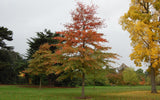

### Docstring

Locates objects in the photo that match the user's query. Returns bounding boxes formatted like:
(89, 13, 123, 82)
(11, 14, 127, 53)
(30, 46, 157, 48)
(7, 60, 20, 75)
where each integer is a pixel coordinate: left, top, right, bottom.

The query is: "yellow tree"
(120, 0, 160, 93)
(25, 43, 54, 88)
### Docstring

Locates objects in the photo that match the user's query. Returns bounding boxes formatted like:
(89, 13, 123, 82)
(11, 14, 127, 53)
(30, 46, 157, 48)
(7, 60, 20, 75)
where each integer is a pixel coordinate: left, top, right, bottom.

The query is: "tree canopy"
(53, 2, 118, 98)
(120, 0, 160, 93)
(27, 29, 60, 59)
(0, 26, 13, 50)
(122, 67, 139, 85)
(25, 43, 55, 88)
(0, 49, 26, 84)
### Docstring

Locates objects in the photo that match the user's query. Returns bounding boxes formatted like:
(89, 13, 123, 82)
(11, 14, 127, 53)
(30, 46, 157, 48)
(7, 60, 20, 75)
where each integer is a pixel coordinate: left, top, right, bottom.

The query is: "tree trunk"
(150, 67, 157, 93)
(94, 70, 95, 89)
(39, 77, 42, 89)
(48, 75, 52, 87)
(81, 72, 85, 98)
(29, 78, 32, 85)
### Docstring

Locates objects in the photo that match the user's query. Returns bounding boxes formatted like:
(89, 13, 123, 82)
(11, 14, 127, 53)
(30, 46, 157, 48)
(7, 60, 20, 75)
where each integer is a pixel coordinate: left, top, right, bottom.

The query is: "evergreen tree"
(0, 50, 26, 84)
(0, 26, 13, 50)
(27, 29, 60, 59)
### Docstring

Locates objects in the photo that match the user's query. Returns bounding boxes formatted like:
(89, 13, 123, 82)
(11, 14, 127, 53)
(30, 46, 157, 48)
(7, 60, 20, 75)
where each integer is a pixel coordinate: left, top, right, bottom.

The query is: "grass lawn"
(0, 85, 160, 100)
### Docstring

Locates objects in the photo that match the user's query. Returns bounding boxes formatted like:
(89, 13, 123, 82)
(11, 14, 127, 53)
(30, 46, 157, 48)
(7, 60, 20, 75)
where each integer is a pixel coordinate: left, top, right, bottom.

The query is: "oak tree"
(53, 2, 117, 98)
(120, 0, 160, 93)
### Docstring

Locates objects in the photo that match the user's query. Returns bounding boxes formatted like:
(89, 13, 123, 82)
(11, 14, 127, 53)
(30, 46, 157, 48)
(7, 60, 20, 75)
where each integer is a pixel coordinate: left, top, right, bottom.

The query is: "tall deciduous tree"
(53, 2, 117, 98)
(120, 0, 160, 93)
(25, 43, 54, 88)
(0, 26, 13, 50)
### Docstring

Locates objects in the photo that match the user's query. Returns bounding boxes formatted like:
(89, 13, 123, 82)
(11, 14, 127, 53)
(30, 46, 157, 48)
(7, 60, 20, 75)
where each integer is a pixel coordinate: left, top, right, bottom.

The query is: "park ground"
(1, 85, 160, 100)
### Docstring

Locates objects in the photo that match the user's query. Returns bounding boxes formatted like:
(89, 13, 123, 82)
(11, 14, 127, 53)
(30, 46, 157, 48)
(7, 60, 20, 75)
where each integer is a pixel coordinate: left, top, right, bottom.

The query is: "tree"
(120, 0, 160, 93)
(107, 72, 124, 85)
(53, 2, 117, 98)
(27, 29, 60, 59)
(26, 29, 65, 86)
(136, 68, 145, 85)
(0, 50, 26, 84)
(25, 43, 54, 88)
(0, 26, 13, 50)
(122, 68, 139, 85)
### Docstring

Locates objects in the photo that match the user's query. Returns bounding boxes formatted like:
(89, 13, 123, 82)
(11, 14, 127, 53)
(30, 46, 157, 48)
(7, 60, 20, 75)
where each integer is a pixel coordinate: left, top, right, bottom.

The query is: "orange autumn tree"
(53, 2, 117, 98)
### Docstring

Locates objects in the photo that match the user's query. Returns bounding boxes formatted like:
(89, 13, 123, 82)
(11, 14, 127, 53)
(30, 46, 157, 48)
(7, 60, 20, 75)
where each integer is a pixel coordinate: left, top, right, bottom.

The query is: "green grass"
(0, 85, 160, 100)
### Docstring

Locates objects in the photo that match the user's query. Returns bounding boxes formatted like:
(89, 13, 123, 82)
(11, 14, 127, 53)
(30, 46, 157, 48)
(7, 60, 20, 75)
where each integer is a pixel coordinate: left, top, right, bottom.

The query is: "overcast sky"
(0, 0, 148, 70)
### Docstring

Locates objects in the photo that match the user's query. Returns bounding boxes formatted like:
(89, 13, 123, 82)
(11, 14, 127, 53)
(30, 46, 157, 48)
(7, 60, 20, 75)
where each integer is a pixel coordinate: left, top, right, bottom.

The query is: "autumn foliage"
(25, 43, 54, 78)
(52, 2, 117, 97)
(25, 43, 55, 88)
(53, 2, 117, 73)
(120, 0, 160, 93)
(26, 43, 54, 75)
